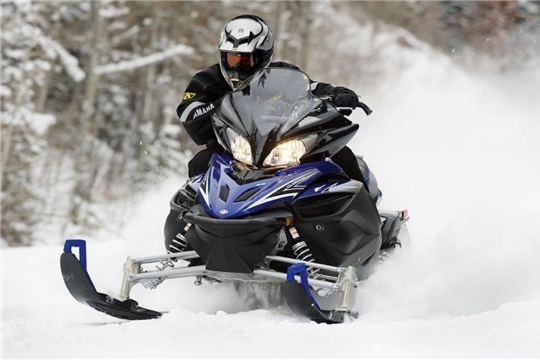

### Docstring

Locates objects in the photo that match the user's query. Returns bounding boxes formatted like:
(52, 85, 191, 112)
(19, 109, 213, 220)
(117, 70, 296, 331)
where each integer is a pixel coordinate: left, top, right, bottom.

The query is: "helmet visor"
(224, 52, 256, 71)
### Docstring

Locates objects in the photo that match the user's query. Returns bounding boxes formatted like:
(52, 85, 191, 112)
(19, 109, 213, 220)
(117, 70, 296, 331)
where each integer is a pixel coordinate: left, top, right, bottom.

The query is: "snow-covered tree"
(1, 1, 82, 245)
(2, 1, 538, 246)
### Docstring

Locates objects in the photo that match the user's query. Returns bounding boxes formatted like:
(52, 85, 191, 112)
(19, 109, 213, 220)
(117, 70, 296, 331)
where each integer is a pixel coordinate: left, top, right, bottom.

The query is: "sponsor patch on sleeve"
(183, 92, 196, 100)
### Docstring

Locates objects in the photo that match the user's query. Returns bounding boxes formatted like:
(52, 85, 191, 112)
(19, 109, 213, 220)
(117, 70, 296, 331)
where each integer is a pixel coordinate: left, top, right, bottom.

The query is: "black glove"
(331, 87, 359, 109)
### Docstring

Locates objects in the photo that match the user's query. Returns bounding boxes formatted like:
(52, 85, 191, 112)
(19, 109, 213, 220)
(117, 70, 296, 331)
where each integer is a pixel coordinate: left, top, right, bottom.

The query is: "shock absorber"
(142, 222, 192, 290)
(288, 226, 322, 280)
(167, 223, 192, 254)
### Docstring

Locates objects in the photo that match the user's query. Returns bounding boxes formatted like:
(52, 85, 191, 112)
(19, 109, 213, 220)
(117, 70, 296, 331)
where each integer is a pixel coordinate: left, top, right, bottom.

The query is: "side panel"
(292, 180, 381, 271)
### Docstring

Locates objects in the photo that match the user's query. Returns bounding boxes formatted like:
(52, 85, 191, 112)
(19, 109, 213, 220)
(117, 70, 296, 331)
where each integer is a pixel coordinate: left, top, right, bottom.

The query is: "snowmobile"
(60, 68, 409, 324)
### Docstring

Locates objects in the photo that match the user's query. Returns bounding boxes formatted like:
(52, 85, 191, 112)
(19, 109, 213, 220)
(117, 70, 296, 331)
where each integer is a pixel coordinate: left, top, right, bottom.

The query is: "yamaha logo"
(219, 209, 229, 215)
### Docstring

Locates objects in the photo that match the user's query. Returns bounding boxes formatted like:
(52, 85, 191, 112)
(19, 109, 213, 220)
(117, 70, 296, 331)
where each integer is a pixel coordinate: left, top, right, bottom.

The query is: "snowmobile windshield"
(218, 67, 323, 166)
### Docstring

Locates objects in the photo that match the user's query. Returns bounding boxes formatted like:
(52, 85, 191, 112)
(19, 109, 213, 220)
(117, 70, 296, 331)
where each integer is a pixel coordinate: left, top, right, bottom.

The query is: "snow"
(25, 22, 86, 82)
(95, 44, 194, 75)
(3, 32, 540, 360)
(25, 111, 56, 135)
(43, 38, 85, 83)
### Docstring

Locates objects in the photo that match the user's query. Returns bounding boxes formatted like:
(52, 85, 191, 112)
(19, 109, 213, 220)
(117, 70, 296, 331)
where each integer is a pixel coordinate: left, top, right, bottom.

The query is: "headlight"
(227, 128, 252, 165)
(263, 139, 306, 167)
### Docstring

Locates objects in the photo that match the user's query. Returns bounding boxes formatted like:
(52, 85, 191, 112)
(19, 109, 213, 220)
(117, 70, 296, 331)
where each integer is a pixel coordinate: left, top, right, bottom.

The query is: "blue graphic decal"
(197, 154, 345, 218)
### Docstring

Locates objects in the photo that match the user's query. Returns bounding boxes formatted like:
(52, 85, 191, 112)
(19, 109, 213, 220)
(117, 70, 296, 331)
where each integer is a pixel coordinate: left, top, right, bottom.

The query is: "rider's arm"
(176, 69, 225, 145)
(310, 82, 359, 110)
(310, 82, 355, 99)
(309, 82, 336, 97)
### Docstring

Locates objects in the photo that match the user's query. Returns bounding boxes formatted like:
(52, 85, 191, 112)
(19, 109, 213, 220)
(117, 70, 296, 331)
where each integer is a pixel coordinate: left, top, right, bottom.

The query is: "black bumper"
(183, 205, 290, 273)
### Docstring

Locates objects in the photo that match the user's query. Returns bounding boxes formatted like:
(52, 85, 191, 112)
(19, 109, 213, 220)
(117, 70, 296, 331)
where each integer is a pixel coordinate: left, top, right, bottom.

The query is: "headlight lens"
(227, 128, 252, 165)
(263, 139, 306, 167)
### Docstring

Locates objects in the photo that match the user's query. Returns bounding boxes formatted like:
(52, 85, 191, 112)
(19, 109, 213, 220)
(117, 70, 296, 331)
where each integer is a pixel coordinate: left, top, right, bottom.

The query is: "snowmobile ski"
(283, 263, 345, 324)
(283, 281, 344, 324)
(60, 239, 162, 320)
(60, 239, 367, 323)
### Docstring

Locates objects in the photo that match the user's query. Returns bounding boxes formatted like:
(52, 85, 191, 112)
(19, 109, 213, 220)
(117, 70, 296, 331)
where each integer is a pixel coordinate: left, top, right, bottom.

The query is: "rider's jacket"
(177, 62, 336, 146)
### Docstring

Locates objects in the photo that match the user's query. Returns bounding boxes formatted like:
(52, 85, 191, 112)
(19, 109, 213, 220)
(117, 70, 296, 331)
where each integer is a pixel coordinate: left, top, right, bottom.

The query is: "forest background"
(2, 0, 539, 247)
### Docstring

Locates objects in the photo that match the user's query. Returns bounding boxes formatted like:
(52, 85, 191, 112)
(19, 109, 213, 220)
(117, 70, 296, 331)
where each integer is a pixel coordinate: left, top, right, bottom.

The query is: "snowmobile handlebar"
(319, 95, 373, 116)
(357, 101, 373, 116)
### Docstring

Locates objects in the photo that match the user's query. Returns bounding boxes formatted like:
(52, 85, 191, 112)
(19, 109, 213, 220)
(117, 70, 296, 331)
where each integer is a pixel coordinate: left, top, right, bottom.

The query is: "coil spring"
(141, 257, 175, 289)
(291, 240, 322, 280)
(167, 223, 192, 254)
(156, 258, 175, 271)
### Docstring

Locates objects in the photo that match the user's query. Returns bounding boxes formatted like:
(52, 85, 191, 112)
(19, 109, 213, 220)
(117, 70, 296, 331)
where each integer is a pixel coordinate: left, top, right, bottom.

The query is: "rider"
(166, 14, 371, 253)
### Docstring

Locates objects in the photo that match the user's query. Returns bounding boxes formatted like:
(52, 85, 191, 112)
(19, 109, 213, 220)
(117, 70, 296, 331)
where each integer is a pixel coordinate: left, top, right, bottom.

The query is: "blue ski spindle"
(286, 263, 320, 310)
(63, 239, 96, 290)
(63, 239, 88, 270)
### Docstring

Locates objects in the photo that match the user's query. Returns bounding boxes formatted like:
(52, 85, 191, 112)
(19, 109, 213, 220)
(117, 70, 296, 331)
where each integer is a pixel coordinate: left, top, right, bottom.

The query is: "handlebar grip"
(319, 95, 373, 116)
(358, 101, 372, 116)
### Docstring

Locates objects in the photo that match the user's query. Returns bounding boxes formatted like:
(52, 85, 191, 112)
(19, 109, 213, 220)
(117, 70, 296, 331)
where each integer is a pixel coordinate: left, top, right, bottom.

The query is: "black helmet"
(218, 14, 273, 90)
